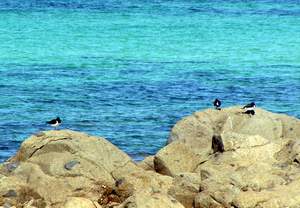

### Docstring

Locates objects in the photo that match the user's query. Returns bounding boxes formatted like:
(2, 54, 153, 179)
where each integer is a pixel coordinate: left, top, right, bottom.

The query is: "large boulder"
(0, 130, 190, 208)
(161, 106, 300, 208)
(169, 107, 300, 146)
(156, 107, 300, 178)
(111, 162, 174, 196)
(0, 130, 139, 207)
(154, 142, 204, 176)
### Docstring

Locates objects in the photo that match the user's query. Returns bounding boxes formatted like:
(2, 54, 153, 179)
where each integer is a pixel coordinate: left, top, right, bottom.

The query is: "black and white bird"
(46, 117, 62, 128)
(244, 109, 255, 115)
(242, 102, 256, 111)
(213, 99, 222, 110)
(242, 102, 256, 116)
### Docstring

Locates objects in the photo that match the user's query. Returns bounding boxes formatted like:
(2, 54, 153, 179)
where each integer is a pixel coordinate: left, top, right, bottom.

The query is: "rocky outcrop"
(0, 130, 185, 208)
(0, 130, 148, 207)
(1, 106, 300, 208)
(155, 106, 300, 207)
(168, 107, 300, 144)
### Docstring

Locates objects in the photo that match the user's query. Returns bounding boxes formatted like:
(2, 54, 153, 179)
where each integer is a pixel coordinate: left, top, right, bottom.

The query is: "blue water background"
(0, 0, 300, 162)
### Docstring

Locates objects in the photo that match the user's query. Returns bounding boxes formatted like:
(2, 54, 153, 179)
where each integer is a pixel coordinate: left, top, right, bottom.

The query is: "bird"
(46, 117, 62, 129)
(213, 99, 222, 110)
(243, 109, 255, 116)
(242, 102, 256, 116)
(242, 102, 256, 111)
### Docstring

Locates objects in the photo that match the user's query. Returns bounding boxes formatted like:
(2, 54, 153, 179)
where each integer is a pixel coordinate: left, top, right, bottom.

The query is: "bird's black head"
(251, 102, 256, 106)
(56, 117, 61, 122)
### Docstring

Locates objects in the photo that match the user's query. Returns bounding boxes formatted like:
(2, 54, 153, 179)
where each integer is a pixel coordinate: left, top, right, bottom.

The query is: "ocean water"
(0, 0, 300, 162)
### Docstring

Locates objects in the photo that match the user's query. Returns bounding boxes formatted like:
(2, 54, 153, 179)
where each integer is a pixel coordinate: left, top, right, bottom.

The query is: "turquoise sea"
(0, 0, 300, 162)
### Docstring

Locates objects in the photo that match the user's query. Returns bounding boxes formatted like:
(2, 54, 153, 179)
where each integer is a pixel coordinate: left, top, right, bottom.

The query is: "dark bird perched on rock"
(213, 99, 222, 110)
(46, 117, 62, 128)
(242, 102, 256, 116)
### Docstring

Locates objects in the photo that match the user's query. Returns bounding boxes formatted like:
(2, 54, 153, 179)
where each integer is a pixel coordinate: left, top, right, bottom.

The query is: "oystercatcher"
(242, 102, 256, 116)
(242, 102, 256, 111)
(46, 117, 62, 128)
(213, 99, 222, 110)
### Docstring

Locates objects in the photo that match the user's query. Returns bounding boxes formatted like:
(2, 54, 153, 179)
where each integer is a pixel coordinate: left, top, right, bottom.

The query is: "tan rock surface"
(63, 197, 101, 208)
(116, 192, 185, 208)
(154, 141, 204, 176)
(168, 172, 201, 208)
(161, 107, 300, 207)
(169, 107, 300, 146)
(0, 130, 136, 207)
(136, 156, 155, 171)
(112, 163, 173, 195)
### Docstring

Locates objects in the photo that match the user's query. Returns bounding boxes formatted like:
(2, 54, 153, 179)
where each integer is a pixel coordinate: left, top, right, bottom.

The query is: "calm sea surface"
(0, 0, 300, 162)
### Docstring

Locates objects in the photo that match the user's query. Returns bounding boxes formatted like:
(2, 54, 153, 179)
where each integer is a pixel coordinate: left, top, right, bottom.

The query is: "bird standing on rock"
(213, 99, 222, 110)
(46, 117, 62, 129)
(242, 102, 256, 116)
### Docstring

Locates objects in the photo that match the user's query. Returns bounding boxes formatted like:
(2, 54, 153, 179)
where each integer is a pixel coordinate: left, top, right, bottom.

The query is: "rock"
(4, 162, 19, 173)
(289, 140, 300, 164)
(0, 130, 136, 207)
(136, 156, 155, 171)
(168, 112, 214, 157)
(221, 108, 283, 140)
(2, 190, 17, 198)
(275, 139, 297, 163)
(154, 142, 204, 176)
(169, 107, 300, 148)
(64, 160, 80, 170)
(0, 175, 26, 205)
(233, 179, 300, 208)
(192, 133, 291, 207)
(22, 199, 38, 208)
(168, 173, 201, 208)
(163, 107, 300, 207)
(0, 162, 19, 178)
(112, 163, 173, 195)
(116, 192, 185, 208)
(14, 130, 132, 171)
(1, 202, 13, 208)
(276, 114, 300, 139)
(97, 183, 124, 207)
(220, 132, 270, 152)
(63, 197, 101, 208)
